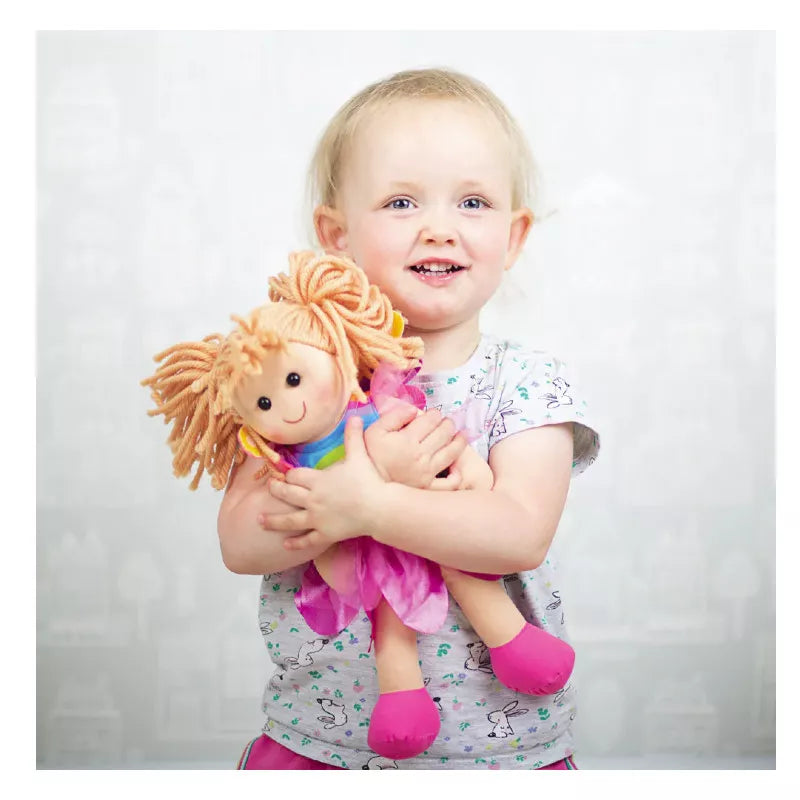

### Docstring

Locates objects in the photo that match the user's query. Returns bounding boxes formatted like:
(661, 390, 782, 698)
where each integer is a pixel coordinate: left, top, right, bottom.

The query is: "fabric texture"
(254, 335, 600, 770)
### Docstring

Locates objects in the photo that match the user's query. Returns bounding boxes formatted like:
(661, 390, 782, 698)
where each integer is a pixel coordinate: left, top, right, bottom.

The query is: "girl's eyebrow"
(384, 179, 492, 193)
(385, 180, 422, 192)
(458, 180, 492, 192)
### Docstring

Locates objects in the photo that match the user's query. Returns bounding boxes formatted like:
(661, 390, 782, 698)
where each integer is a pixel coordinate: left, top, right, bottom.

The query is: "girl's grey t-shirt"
(256, 334, 600, 770)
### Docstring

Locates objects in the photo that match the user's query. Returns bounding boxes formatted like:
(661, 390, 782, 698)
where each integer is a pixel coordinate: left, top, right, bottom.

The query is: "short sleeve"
(486, 349, 600, 476)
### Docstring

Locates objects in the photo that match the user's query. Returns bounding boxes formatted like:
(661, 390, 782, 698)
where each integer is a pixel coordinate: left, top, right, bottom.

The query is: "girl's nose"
(422, 228, 456, 246)
(419, 211, 457, 246)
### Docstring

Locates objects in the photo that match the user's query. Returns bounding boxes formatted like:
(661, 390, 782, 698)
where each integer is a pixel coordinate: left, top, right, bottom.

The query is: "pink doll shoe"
(488, 623, 575, 696)
(367, 687, 441, 760)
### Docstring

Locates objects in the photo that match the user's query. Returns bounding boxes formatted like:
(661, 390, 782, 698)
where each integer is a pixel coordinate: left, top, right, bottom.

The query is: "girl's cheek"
(370, 235, 408, 267)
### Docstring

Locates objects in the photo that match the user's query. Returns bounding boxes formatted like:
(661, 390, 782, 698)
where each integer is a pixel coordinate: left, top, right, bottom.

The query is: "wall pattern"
(36, 31, 775, 768)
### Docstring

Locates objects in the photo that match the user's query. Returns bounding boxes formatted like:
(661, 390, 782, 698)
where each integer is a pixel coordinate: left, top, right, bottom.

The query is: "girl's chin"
(402, 311, 480, 335)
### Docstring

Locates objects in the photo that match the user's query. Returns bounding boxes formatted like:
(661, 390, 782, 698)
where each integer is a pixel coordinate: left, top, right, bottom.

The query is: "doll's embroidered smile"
(283, 402, 307, 424)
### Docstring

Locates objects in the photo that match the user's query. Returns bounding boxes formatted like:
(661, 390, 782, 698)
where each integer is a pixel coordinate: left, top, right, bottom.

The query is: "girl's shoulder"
(475, 334, 600, 476)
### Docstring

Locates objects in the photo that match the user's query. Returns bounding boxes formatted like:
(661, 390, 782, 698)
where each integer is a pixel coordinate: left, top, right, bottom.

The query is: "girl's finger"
(428, 470, 461, 491)
(404, 407, 445, 442)
(417, 417, 460, 453)
(284, 467, 318, 489)
(429, 434, 469, 475)
(343, 415, 367, 457)
(372, 402, 419, 433)
(268, 479, 310, 508)
(259, 510, 310, 531)
(283, 530, 323, 550)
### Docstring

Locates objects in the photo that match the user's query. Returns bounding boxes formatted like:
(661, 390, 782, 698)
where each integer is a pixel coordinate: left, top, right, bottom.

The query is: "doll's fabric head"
(230, 336, 353, 454)
(142, 250, 423, 490)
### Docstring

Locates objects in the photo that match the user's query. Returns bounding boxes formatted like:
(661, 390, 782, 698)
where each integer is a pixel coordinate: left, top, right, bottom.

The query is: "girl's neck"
(406, 320, 481, 374)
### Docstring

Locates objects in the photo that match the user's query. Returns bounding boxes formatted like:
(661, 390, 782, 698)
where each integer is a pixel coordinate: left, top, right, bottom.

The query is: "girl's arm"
(265, 419, 574, 575)
(370, 423, 573, 573)
(217, 453, 329, 575)
(219, 406, 466, 573)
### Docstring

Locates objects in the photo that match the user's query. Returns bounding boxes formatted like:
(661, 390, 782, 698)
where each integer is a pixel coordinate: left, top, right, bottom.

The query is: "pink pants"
(237, 735, 577, 770)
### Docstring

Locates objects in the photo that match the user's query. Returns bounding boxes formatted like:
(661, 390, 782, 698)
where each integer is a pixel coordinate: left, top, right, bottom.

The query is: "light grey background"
(36, 31, 775, 769)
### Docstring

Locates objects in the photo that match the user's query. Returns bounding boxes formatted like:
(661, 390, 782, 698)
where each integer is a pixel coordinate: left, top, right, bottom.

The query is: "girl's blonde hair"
(142, 251, 423, 490)
(307, 67, 537, 236)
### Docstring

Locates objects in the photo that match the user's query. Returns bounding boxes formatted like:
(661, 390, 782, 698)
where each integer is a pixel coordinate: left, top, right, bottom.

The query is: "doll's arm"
(218, 452, 331, 574)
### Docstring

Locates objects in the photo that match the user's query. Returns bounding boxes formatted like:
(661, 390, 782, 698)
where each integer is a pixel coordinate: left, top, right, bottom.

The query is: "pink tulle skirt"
(295, 537, 450, 636)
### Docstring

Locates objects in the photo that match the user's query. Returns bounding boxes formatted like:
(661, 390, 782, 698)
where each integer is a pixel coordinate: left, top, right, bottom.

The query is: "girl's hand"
(450, 444, 495, 491)
(261, 416, 387, 551)
(364, 404, 465, 490)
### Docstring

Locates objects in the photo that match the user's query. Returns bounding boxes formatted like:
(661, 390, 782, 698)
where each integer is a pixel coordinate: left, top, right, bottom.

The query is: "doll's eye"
(286, 372, 301, 387)
(257, 396, 272, 411)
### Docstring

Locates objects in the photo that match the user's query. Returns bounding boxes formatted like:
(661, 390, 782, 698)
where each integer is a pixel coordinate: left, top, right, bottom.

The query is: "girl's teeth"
(414, 263, 460, 272)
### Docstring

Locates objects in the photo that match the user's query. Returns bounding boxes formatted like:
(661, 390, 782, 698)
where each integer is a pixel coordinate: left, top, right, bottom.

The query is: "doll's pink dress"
(273, 363, 466, 637)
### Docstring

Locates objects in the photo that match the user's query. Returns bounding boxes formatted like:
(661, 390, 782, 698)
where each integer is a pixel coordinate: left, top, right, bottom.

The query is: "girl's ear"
(314, 205, 349, 255)
(504, 207, 535, 271)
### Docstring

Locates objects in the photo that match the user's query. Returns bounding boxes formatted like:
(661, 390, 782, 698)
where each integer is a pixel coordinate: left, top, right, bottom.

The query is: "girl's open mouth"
(409, 262, 467, 283)
(409, 263, 466, 276)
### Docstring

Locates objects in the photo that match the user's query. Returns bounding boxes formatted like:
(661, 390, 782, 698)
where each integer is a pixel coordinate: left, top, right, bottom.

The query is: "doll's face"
(233, 342, 352, 445)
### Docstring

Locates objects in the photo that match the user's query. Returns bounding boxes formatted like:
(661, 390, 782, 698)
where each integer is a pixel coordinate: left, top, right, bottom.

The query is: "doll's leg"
(441, 568, 574, 695)
(298, 545, 361, 640)
(313, 544, 357, 594)
(314, 555, 440, 759)
(367, 599, 440, 760)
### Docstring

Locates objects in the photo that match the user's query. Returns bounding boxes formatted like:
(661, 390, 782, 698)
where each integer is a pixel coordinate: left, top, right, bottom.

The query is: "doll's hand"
(364, 404, 466, 490)
(261, 416, 387, 550)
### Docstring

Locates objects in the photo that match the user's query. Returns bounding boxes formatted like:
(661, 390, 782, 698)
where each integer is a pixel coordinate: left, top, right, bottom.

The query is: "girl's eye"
(387, 197, 413, 210)
(461, 197, 487, 210)
(257, 396, 272, 411)
(286, 372, 301, 387)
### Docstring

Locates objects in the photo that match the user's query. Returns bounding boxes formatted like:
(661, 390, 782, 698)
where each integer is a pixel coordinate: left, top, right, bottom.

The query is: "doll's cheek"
(237, 414, 278, 442)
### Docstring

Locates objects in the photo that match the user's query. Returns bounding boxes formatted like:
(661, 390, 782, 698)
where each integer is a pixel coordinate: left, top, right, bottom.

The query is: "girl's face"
(315, 98, 533, 337)
(233, 343, 351, 444)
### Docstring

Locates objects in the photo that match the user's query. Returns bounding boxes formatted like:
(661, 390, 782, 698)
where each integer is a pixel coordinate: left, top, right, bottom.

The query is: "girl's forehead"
(356, 97, 506, 145)
(344, 98, 513, 183)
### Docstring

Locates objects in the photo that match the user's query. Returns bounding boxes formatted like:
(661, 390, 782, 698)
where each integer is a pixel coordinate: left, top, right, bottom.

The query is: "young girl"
(220, 67, 599, 770)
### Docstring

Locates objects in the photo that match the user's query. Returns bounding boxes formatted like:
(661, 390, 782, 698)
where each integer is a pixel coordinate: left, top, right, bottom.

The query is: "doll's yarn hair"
(142, 250, 424, 490)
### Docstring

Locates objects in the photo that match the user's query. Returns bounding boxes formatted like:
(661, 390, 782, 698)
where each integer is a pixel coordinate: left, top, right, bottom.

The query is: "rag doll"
(141, 250, 574, 760)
